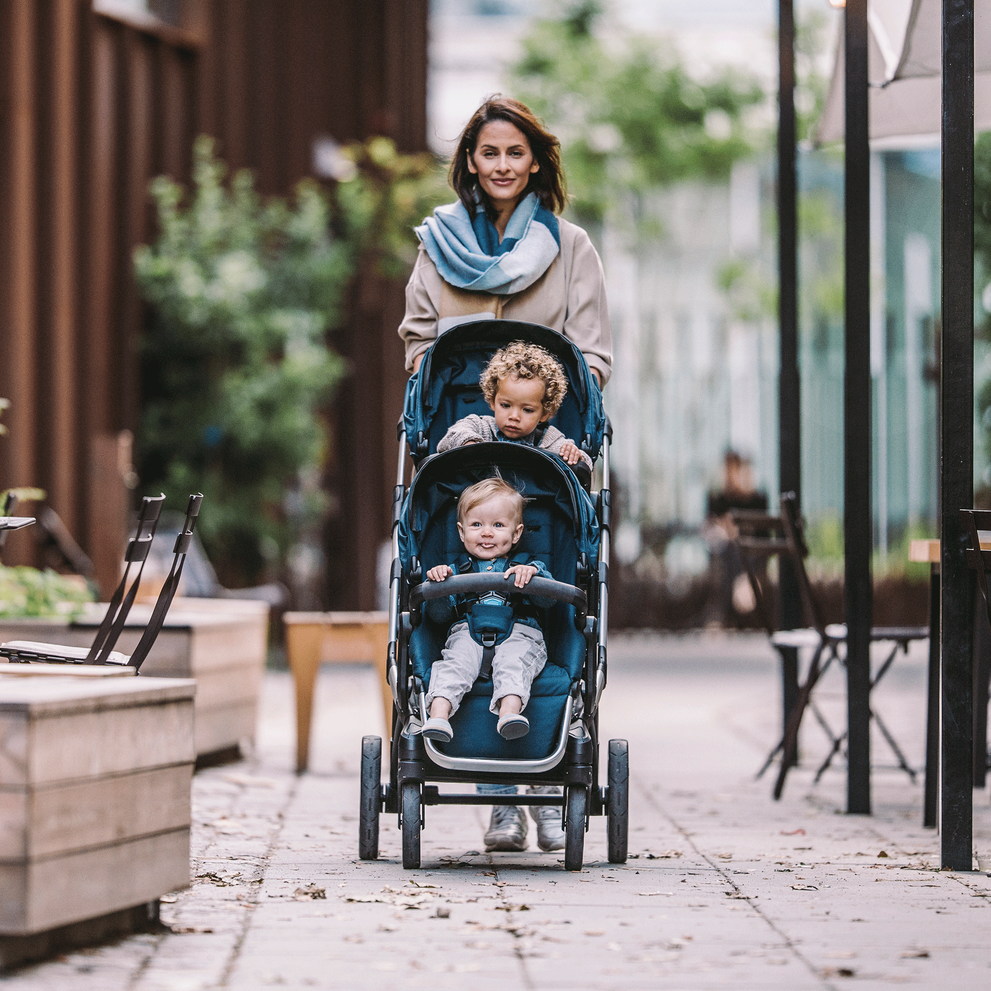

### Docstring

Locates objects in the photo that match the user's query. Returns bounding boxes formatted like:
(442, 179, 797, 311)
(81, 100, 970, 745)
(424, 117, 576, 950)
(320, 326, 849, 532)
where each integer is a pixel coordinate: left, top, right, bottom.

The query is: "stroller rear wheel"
(607, 739, 629, 863)
(401, 780, 422, 869)
(359, 736, 381, 860)
(563, 785, 587, 871)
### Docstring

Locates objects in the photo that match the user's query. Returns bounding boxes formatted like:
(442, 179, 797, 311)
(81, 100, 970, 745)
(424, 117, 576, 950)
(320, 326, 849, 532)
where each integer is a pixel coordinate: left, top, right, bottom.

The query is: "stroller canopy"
(402, 321, 606, 464)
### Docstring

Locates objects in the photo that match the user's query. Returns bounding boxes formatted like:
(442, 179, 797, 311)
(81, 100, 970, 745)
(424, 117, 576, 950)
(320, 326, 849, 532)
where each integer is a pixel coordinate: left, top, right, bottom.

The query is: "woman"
(398, 96, 613, 856)
(399, 95, 612, 386)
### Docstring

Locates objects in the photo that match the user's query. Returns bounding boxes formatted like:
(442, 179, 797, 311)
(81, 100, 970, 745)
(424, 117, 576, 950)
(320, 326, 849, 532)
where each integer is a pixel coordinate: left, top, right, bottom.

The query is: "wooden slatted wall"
(0, 0, 428, 606)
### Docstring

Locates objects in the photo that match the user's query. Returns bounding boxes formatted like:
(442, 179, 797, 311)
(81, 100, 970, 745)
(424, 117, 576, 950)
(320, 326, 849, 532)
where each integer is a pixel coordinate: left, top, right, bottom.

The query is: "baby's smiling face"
(457, 493, 524, 560)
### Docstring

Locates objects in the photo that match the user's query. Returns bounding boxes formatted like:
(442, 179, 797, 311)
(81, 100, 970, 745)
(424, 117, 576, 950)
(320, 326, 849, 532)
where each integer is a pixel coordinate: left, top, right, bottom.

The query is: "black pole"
(940, 0, 975, 872)
(778, 0, 802, 739)
(844, 0, 872, 815)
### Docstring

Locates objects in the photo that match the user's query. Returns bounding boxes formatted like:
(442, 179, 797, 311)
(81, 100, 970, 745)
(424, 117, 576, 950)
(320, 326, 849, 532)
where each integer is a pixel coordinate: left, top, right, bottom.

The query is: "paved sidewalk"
(4, 632, 991, 990)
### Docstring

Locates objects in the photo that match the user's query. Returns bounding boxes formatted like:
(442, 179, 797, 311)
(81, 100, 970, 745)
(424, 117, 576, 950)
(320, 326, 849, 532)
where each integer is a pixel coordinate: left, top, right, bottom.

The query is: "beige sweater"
(398, 215, 613, 385)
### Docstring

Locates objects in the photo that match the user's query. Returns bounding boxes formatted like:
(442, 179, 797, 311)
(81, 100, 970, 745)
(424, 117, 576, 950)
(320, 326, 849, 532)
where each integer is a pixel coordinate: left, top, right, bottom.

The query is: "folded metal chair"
(0, 493, 202, 671)
(734, 492, 927, 798)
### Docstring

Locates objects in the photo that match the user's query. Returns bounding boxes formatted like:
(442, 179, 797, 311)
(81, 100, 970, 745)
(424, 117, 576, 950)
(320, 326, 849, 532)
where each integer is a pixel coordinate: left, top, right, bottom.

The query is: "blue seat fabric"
(407, 453, 590, 761)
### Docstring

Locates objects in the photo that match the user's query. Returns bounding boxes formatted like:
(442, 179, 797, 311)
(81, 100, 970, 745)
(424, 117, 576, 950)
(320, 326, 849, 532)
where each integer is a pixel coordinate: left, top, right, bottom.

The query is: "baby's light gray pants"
(425, 621, 547, 716)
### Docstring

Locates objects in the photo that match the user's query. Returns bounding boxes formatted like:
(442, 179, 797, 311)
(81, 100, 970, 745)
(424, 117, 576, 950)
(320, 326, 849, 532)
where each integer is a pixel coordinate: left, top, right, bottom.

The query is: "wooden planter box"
(0, 675, 195, 943)
(0, 598, 268, 758)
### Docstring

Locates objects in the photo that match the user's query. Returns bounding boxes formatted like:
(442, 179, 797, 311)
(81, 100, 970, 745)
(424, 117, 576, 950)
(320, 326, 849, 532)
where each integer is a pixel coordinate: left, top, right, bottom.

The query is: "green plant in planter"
(0, 566, 93, 620)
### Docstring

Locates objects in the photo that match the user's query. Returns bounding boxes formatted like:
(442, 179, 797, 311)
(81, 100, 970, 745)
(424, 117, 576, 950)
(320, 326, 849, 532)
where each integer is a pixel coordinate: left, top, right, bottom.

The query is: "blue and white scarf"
(415, 192, 560, 295)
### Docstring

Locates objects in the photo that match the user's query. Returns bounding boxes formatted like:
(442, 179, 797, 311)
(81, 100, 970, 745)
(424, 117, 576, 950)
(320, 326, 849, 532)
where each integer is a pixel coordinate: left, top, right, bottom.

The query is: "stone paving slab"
(2, 632, 989, 989)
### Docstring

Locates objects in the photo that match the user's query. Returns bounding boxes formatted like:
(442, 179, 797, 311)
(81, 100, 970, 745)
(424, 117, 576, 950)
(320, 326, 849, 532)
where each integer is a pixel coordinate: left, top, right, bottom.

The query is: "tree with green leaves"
(134, 136, 445, 586)
(509, 0, 766, 229)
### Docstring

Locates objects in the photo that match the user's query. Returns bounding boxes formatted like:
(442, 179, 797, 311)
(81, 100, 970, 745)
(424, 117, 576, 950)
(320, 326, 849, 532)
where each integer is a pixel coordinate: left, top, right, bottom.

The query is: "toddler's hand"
(426, 565, 453, 582)
(558, 440, 582, 465)
(505, 564, 538, 588)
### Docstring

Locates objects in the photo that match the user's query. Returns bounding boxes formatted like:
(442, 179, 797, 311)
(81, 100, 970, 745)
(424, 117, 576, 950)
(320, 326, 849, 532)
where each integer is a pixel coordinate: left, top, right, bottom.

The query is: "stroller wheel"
(401, 780, 422, 869)
(563, 785, 587, 871)
(607, 739, 629, 864)
(359, 736, 381, 860)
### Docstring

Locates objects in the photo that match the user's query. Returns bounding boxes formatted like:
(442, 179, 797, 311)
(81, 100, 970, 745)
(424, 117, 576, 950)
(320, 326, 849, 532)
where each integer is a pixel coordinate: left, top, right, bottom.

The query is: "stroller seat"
(403, 444, 594, 762)
(437, 662, 575, 760)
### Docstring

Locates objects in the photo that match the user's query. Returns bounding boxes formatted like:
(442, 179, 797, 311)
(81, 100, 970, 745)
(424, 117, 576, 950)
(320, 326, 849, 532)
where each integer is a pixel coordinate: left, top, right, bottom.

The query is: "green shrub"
(0, 566, 94, 620)
(134, 136, 446, 587)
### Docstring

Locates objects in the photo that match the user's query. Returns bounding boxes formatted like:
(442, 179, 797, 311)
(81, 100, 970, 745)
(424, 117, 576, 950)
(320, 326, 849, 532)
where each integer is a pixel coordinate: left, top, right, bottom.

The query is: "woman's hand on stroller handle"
(410, 572, 587, 611)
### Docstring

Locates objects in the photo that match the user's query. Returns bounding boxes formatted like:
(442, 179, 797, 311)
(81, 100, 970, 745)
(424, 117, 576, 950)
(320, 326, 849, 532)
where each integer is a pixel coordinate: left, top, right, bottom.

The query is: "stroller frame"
(359, 322, 628, 871)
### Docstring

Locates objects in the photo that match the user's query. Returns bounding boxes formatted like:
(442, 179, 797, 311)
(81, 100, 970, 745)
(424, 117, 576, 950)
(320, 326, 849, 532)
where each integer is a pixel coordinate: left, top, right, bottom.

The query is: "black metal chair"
(734, 492, 927, 798)
(961, 509, 991, 783)
(0, 493, 202, 671)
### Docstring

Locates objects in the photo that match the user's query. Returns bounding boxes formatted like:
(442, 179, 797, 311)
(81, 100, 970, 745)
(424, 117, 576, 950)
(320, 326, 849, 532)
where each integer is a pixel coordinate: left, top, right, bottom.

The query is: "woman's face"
(467, 120, 539, 215)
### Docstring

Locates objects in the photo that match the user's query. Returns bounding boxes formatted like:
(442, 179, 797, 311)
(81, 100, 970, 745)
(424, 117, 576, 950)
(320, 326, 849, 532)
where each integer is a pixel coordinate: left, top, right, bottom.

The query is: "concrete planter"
(0, 675, 195, 950)
(0, 598, 268, 758)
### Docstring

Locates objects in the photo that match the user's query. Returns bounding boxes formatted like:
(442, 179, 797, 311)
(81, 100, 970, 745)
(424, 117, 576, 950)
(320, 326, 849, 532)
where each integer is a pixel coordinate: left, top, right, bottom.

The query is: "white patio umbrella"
(817, 0, 991, 143)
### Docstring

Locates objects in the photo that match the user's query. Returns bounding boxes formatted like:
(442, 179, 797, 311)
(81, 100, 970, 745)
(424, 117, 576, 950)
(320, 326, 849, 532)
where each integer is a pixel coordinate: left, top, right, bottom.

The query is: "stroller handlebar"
(410, 573, 587, 612)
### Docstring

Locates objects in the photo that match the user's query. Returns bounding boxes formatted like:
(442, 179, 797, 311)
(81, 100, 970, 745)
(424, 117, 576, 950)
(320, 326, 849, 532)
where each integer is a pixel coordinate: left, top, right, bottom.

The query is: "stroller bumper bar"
(410, 574, 587, 612)
(421, 695, 575, 774)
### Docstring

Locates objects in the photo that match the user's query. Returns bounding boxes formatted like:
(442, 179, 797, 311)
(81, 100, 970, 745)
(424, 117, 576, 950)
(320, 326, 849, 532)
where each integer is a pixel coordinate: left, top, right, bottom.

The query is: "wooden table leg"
(285, 623, 322, 773)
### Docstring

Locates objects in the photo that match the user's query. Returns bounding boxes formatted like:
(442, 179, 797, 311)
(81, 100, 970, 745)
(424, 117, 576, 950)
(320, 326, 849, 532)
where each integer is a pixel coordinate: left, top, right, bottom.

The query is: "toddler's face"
(457, 494, 524, 560)
(489, 375, 547, 439)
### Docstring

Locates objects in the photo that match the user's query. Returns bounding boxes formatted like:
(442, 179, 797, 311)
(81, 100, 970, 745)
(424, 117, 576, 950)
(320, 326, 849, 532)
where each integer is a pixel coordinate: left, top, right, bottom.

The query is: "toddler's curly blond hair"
(479, 341, 568, 418)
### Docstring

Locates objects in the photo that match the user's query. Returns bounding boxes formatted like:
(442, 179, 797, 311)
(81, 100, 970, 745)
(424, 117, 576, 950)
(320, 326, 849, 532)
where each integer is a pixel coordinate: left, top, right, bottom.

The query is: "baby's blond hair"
(457, 478, 524, 528)
(480, 341, 568, 418)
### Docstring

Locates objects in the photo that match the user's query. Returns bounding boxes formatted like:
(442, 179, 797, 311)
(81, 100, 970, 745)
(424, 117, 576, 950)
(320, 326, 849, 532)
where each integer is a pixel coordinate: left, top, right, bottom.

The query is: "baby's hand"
(558, 440, 582, 465)
(504, 564, 538, 588)
(426, 565, 453, 582)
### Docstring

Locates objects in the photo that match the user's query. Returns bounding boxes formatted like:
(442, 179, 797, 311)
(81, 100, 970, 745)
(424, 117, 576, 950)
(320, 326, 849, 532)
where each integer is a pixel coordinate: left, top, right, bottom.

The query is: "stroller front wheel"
(401, 780, 422, 869)
(359, 736, 381, 860)
(606, 739, 629, 863)
(563, 785, 587, 871)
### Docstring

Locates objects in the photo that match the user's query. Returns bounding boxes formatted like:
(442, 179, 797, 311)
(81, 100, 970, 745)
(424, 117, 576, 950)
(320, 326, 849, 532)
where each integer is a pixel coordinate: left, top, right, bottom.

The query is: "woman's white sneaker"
(484, 805, 528, 851)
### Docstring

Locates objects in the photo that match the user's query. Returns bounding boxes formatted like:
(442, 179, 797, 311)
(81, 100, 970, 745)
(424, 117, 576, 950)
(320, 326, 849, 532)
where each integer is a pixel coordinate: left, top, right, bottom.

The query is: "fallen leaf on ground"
(780, 828, 806, 836)
(638, 891, 674, 897)
(346, 886, 435, 909)
(209, 818, 248, 834)
(877, 850, 890, 858)
(901, 949, 930, 958)
(791, 884, 818, 891)
(293, 885, 326, 900)
(195, 871, 241, 887)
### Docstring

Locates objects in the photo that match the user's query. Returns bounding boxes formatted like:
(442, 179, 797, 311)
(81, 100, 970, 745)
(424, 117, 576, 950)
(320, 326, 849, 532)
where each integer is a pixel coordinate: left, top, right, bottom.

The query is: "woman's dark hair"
(449, 96, 567, 217)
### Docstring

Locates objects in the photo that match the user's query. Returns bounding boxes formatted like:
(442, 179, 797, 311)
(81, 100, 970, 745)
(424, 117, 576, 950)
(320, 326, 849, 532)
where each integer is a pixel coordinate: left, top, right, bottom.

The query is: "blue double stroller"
(359, 321, 628, 871)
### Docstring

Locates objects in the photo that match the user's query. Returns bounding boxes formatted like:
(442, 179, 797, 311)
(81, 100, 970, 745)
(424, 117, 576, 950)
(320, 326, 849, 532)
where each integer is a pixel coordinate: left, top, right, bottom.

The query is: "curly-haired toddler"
(437, 341, 593, 472)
